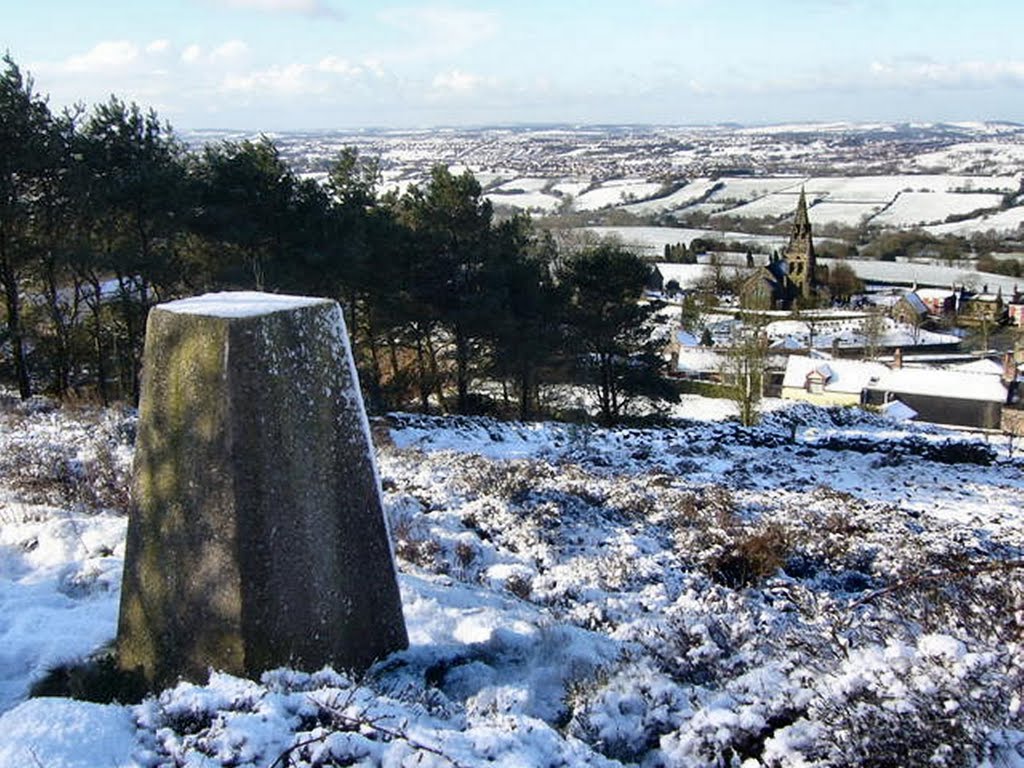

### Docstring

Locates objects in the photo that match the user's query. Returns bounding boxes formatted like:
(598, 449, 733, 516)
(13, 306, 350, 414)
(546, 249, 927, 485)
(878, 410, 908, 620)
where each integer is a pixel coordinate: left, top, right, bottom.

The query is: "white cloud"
(869, 59, 1024, 88)
(317, 55, 361, 77)
(222, 63, 326, 95)
(145, 39, 172, 55)
(182, 44, 203, 64)
(432, 69, 484, 93)
(378, 7, 498, 59)
(211, 40, 249, 61)
(208, 0, 340, 17)
(63, 41, 139, 73)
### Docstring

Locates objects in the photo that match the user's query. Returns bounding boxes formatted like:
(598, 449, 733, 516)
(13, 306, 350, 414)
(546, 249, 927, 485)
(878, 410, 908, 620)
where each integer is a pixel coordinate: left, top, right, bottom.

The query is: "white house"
(781, 355, 890, 407)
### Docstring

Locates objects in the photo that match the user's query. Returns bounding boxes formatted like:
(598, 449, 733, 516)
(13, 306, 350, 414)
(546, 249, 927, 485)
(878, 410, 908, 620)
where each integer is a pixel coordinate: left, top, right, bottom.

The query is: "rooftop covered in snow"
(782, 355, 890, 394)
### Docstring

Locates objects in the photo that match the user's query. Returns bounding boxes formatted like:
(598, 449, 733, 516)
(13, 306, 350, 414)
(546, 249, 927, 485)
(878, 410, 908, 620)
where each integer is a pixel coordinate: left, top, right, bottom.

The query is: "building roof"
(900, 291, 928, 315)
(675, 329, 701, 348)
(653, 262, 710, 291)
(867, 367, 1008, 402)
(676, 347, 725, 375)
(915, 288, 954, 301)
(948, 358, 1005, 376)
(782, 355, 889, 394)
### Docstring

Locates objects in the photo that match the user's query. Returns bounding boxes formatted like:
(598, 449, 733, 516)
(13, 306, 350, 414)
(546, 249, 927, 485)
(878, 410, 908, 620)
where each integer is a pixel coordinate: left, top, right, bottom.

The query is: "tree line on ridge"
(0, 55, 673, 424)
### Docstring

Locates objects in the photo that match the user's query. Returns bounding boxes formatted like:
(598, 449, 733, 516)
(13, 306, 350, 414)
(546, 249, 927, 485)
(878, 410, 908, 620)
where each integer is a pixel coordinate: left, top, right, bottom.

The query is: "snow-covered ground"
(926, 205, 1024, 237)
(0, 393, 1022, 767)
(587, 226, 789, 256)
(574, 180, 665, 212)
(622, 179, 722, 216)
(871, 192, 1006, 228)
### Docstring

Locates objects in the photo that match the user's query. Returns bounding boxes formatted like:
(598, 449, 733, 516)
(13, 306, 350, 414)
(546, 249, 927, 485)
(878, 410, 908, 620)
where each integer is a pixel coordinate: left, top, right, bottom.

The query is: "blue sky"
(5, 0, 1024, 130)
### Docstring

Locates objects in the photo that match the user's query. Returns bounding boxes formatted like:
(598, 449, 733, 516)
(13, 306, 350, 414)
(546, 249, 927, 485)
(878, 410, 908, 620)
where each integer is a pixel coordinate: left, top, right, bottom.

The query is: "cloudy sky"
(6, 0, 1024, 131)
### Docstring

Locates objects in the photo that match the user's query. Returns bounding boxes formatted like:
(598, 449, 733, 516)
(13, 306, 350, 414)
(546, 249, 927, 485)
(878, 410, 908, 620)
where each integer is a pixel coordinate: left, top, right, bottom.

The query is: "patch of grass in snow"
(0, 398, 133, 513)
(29, 649, 146, 705)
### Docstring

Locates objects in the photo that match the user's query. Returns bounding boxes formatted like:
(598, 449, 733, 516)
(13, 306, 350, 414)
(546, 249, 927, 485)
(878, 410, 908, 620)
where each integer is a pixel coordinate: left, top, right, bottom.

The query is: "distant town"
(208, 121, 1024, 433)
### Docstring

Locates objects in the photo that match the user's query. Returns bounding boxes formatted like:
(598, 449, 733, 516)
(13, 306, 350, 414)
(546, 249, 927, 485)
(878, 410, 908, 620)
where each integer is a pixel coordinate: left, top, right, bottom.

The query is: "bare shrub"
(505, 573, 532, 600)
(390, 514, 443, 571)
(0, 407, 132, 513)
(708, 522, 793, 588)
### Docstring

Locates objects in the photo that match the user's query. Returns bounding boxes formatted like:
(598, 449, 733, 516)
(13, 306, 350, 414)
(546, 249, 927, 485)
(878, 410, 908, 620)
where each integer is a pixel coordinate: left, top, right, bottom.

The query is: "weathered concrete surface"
(117, 292, 407, 689)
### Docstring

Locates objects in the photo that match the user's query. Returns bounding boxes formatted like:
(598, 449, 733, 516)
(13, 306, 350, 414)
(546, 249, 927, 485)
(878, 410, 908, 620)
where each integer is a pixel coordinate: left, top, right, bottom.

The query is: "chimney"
(891, 348, 903, 370)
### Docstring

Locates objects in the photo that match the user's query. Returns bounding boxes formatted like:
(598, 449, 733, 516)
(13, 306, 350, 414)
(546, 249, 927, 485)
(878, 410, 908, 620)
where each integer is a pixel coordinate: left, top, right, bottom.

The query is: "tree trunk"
(517, 361, 532, 421)
(42, 254, 72, 397)
(85, 274, 109, 406)
(423, 331, 448, 413)
(0, 230, 32, 399)
(453, 324, 470, 413)
(362, 302, 385, 413)
(414, 331, 430, 413)
(116, 271, 142, 403)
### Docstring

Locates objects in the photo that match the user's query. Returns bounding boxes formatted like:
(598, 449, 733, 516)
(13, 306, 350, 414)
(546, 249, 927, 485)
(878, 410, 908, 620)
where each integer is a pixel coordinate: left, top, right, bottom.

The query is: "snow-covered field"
(623, 179, 723, 216)
(926, 205, 1024, 237)
(803, 201, 883, 227)
(485, 189, 563, 213)
(1, 393, 1023, 767)
(871, 192, 1005, 228)
(587, 226, 789, 256)
(574, 180, 666, 212)
(697, 176, 1016, 229)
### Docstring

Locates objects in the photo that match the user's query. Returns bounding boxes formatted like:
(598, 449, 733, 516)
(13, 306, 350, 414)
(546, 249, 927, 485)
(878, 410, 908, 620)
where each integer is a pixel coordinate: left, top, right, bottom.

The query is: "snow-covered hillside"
(0, 393, 1022, 767)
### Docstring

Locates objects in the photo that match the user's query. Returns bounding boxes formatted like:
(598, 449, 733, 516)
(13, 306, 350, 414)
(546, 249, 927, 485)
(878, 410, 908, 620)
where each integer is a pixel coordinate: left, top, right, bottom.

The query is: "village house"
(783, 350, 1017, 430)
(781, 355, 889, 407)
(861, 352, 1012, 430)
(891, 291, 928, 327)
(953, 286, 1006, 326)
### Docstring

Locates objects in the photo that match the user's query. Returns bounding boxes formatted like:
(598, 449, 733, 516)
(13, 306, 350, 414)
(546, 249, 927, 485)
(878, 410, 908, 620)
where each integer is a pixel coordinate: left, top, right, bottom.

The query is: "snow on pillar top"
(158, 291, 331, 319)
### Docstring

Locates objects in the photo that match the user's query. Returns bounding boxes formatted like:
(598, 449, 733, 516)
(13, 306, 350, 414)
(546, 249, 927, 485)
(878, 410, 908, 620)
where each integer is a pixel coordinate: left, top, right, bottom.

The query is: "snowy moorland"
(0, 392, 1023, 767)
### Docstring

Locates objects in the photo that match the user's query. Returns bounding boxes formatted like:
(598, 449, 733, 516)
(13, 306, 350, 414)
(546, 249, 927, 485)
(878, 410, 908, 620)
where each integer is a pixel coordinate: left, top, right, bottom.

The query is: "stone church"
(740, 188, 824, 310)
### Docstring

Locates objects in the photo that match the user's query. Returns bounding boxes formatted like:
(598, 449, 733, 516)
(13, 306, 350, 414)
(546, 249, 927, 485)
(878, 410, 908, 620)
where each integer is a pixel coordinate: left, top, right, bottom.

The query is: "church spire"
(783, 186, 816, 301)
(793, 186, 811, 239)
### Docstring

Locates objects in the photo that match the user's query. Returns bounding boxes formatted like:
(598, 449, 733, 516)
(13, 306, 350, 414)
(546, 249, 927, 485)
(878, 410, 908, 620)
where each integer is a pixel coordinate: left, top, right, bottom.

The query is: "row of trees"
(0, 56, 672, 424)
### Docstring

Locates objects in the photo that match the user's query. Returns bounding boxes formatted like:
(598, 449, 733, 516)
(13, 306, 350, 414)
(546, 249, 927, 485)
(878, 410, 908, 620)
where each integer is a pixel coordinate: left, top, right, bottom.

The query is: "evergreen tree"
(483, 216, 561, 420)
(76, 97, 189, 400)
(191, 137, 297, 290)
(399, 165, 494, 414)
(559, 243, 676, 425)
(0, 55, 56, 398)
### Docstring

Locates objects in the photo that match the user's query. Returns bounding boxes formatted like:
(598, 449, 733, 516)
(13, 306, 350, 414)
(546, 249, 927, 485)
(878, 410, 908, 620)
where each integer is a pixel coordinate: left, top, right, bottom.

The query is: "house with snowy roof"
(914, 287, 957, 316)
(862, 362, 1010, 430)
(891, 291, 928, 326)
(781, 355, 889, 407)
(954, 286, 1006, 326)
(647, 263, 709, 295)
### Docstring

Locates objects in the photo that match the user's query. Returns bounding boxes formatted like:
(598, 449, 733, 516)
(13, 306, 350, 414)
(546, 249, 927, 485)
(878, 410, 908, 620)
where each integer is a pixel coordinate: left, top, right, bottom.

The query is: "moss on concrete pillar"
(117, 292, 407, 689)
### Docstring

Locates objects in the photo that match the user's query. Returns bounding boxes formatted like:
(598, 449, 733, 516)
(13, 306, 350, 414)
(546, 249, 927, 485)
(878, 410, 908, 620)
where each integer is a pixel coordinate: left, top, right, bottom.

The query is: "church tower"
(783, 187, 816, 301)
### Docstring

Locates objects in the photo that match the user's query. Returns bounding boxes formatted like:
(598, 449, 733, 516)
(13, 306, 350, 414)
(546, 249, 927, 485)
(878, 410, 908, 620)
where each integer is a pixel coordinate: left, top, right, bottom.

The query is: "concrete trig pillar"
(117, 292, 407, 689)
